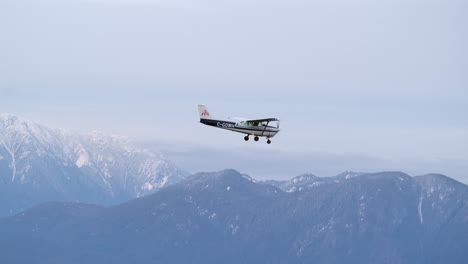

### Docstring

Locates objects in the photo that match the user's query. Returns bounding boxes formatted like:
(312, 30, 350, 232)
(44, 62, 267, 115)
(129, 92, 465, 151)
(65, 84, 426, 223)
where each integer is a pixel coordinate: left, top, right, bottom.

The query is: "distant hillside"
(1, 170, 467, 264)
(0, 114, 188, 216)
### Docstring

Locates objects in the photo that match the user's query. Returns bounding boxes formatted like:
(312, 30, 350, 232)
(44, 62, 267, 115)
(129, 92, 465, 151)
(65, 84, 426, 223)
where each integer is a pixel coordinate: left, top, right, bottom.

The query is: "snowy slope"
(266, 171, 366, 192)
(0, 114, 188, 216)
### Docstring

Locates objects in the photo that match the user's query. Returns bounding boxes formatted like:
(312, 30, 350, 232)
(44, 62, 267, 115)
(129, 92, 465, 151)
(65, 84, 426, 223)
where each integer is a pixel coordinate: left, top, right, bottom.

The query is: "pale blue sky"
(1, 0, 467, 181)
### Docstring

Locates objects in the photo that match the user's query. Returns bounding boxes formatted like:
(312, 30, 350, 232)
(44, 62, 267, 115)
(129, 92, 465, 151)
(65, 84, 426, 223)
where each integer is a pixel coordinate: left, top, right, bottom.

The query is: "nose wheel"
(267, 139, 271, 144)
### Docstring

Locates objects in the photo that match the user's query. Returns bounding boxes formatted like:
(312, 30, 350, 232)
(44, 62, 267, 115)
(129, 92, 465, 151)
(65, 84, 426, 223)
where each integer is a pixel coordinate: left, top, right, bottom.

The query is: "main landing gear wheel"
(254, 136, 259, 141)
(244, 135, 249, 141)
(267, 139, 271, 144)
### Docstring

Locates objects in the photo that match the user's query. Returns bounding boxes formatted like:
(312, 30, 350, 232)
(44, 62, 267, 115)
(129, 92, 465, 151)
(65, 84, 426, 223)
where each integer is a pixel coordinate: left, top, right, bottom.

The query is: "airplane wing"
(244, 118, 279, 123)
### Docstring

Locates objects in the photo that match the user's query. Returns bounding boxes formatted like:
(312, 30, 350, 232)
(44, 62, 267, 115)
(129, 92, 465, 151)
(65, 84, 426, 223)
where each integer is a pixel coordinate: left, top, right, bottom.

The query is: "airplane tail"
(198, 104, 214, 119)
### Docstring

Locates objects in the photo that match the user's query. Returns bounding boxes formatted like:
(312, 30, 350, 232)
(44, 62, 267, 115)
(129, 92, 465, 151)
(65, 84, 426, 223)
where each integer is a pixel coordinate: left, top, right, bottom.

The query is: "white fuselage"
(200, 118, 280, 138)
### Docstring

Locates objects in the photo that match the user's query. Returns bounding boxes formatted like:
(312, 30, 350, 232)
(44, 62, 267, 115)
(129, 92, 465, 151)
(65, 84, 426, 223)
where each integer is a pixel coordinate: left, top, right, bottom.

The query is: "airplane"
(197, 104, 280, 144)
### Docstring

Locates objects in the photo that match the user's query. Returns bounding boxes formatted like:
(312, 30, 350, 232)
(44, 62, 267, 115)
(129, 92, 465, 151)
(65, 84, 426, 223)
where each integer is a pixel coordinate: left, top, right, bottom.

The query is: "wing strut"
(261, 121, 270, 136)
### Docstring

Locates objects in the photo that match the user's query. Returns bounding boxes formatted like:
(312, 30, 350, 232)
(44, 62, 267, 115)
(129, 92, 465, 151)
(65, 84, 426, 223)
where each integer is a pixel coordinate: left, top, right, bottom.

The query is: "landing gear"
(245, 135, 271, 144)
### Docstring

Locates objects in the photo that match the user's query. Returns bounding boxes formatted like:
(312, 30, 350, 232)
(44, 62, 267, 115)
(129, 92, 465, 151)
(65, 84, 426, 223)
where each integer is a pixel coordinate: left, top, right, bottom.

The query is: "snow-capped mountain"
(0, 114, 188, 216)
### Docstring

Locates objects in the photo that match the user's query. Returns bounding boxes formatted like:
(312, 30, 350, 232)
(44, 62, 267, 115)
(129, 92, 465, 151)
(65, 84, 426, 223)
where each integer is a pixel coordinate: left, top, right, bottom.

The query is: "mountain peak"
(334, 171, 366, 180)
(0, 113, 39, 128)
(185, 169, 246, 186)
(0, 113, 21, 121)
(0, 114, 188, 217)
(359, 171, 411, 181)
(291, 173, 318, 182)
(269, 173, 331, 193)
(415, 173, 468, 191)
(0, 113, 45, 135)
(174, 169, 278, 198)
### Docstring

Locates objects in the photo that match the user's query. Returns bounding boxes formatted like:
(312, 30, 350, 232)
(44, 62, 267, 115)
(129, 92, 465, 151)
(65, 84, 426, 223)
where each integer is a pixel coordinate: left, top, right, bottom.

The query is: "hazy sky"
(1, 0, 467, 181)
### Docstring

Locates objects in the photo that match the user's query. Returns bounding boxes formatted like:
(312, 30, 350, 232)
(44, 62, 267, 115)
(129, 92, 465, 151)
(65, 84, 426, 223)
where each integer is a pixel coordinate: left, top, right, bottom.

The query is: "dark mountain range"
(1, 170, 467, 264)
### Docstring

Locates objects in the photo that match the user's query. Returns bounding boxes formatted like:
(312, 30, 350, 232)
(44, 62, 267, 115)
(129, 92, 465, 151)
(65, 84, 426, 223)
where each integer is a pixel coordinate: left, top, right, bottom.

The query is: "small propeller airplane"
(197, 104, 280, 144)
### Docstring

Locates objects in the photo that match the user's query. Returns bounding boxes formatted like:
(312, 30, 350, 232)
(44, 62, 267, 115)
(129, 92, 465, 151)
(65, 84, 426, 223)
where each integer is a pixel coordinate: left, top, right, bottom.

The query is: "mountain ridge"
(0, 113, 188, 217)
(1, 169, 467, 264)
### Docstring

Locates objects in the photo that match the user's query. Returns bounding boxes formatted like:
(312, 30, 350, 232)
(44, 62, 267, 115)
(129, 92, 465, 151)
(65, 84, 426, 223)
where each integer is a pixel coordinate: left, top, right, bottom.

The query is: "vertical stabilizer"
(198, 104, 214, 119)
